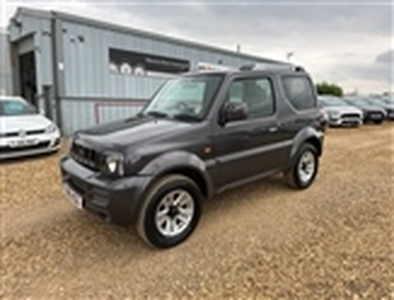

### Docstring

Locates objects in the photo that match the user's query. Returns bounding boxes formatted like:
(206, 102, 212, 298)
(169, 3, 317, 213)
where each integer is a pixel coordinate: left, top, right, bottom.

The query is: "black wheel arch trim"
(290, 127, 324, 163)
(138, 150, 214, 198)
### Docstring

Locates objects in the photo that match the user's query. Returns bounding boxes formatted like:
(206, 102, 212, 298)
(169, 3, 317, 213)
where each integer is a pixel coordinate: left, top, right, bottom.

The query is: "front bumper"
(60, 156, 152, 226)
(363, 111, 385, 122)
(0, 132, 61, 160)
(328, 116, 362, 127)
(385, 110, 394, 120)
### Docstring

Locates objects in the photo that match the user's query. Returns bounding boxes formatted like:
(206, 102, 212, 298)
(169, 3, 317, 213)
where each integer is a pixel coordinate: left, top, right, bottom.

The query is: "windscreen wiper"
(145, 110, 169, 118)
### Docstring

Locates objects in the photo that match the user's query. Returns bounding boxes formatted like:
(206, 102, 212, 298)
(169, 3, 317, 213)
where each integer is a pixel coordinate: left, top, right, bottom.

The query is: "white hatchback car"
(0, 96, 61, 159)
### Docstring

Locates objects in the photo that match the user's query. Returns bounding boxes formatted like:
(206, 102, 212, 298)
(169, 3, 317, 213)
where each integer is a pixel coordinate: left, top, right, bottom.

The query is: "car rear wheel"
(285, 143, 319, 189)
(136, 175, 202, 248)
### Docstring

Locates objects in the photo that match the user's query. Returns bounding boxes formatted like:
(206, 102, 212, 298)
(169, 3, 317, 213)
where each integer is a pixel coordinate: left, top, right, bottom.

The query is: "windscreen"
(142, 74, 223, 121)
(0, 99, 38, 116)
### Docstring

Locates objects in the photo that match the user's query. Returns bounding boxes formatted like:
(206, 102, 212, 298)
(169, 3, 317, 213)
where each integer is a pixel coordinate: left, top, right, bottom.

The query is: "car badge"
(19, 130, 26, 138)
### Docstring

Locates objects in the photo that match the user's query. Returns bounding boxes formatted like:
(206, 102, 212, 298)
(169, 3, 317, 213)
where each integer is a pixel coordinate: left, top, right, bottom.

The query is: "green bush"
(316, 82, 343, 97)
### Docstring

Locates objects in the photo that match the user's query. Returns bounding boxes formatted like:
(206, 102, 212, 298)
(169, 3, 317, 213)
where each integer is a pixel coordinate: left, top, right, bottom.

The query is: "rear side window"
(282, 76, 315, 110)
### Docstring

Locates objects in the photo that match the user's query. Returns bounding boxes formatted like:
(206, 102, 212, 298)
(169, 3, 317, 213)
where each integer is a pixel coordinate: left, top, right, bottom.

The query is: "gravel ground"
(1, 123, 393, 299)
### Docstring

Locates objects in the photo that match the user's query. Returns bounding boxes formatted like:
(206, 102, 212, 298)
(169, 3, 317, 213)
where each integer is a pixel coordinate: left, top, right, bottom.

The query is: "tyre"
(285, 143, 319, 189)
(136, 175, 202, 248)
(373, 119, 383, 124)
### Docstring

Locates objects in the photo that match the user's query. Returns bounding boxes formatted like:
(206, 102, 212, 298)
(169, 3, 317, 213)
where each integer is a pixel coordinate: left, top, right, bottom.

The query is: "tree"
(316, 82, 344, 97)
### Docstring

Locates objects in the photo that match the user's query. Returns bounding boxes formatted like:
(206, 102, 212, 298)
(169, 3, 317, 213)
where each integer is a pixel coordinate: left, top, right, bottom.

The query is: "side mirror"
(221, 102, 248, 125)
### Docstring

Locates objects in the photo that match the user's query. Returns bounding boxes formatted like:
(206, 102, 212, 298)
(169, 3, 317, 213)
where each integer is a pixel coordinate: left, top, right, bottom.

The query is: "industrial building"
(7, 7, 286, 134)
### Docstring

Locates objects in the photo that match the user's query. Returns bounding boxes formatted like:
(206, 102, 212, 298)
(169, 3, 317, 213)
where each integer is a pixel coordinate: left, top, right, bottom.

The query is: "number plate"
(370, 114, 381, 119)
(9, 139, 38, 148)
(63, 183, 83, 209)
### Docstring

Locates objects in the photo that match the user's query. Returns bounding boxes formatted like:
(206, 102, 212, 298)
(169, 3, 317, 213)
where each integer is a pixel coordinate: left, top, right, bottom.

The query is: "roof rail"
(196, 62, 234, 72)
(239, 64, 305, 72)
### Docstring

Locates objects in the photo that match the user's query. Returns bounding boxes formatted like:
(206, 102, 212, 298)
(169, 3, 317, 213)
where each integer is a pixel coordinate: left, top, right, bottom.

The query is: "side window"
(282, 76, 315, 110)
(227, 77, 275, 119)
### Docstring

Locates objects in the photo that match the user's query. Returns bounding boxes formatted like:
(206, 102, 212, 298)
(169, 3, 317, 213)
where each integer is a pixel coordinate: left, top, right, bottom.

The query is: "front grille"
(4, 129, 46, 137)
(366, 112, 383, 118)
(71, 142, 101, 170)
(342, 120, 359, 125)
(0, 141, 51, 154)
(341, 113, 360, 119)
(27, 129, 46, 135)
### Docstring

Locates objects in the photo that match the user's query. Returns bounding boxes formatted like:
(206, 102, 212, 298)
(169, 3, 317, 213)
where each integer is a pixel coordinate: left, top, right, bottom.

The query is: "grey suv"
(60, 65, 325, 248)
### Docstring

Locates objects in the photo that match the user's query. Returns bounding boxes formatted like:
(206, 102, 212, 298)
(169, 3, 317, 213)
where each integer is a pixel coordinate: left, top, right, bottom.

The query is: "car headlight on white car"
(45, 123, 58, 134)
(103, 151, 124, 176)
(329, 111, 341, 119)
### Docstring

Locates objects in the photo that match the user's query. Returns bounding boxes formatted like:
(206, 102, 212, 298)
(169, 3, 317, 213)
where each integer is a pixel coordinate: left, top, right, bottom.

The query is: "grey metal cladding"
(0, 32, 12, 95)
(8, 13, 54, 94)
(48, 7, 285, 65)
(38, 18, 54, 87)
(61, 99, 145, 134)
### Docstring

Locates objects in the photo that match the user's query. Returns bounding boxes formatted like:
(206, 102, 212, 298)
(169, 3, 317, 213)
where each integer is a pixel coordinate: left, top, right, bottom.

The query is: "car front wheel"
(136, 175, 202, 248)
(285, 143, 319, 189)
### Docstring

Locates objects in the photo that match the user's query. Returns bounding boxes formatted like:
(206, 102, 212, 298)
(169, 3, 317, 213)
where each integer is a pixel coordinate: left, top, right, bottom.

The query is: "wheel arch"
(138, 150, 213, 199)
(290, 127, 324, 161)
(157, 167, 209, 199)
(304, 136, 322, 156)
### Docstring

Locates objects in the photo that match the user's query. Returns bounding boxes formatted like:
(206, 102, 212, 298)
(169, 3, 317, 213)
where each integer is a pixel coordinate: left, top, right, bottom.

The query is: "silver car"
(318, 96, 363, 127)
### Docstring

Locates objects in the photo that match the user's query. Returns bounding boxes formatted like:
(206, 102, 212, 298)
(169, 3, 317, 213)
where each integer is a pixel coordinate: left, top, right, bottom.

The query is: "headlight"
(329, 111, 340, 118)
(103, 151, 124, 176)
(45, 123, 58, 133)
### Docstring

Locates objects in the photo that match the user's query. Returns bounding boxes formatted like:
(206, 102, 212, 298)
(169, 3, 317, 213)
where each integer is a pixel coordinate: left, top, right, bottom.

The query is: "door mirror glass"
(222, 102, 248, 124)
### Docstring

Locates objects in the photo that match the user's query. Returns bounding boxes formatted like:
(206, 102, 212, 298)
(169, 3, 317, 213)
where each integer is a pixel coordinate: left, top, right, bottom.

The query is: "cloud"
(376, 50, 393, 64)
(324, 49, 393, 93)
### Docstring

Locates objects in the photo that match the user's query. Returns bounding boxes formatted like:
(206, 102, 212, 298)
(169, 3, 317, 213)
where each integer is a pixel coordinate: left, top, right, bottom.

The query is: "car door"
(213, 75, 290, 188)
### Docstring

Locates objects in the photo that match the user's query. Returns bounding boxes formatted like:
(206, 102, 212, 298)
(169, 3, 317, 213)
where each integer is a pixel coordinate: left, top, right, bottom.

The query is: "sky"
(1, 0, 393, 94)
